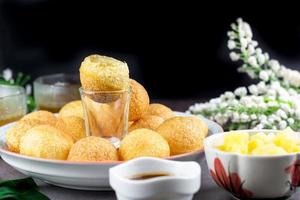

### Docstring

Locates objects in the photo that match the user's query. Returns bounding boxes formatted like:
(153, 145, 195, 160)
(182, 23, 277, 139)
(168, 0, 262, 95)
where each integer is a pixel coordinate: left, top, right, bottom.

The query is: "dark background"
(1, 1, 300, 101)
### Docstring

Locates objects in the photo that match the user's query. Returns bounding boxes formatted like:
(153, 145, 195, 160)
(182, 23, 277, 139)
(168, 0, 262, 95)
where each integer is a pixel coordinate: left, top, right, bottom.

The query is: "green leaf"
(26, 96, 36, 112)
(0, 178, 50, 200)
(20, 75, 31, 87)
(15, 73, 23, 86)
(0, 79, 10, 85)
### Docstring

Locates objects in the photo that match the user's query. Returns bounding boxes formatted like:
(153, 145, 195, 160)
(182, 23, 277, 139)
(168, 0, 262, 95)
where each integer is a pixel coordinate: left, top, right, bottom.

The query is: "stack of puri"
(5, 54, 209, 163)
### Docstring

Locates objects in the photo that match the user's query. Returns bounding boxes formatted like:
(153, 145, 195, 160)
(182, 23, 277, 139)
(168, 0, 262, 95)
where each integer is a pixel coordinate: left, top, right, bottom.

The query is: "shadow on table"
(37, 180, 115, 200)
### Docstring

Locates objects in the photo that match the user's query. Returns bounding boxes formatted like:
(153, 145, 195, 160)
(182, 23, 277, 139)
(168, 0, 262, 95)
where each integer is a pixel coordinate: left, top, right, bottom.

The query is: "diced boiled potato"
(292, 145, 300, 153)
(251, 132, 275, 144)
(251, 144, 287, 155)
(223, 132, 249, 145)
(218, 132, 249, 154)
(216, 129, 300, 155)
(274, 132, 300, 153)
(248, 132, 274, 153)
(248, 139, 264, 153)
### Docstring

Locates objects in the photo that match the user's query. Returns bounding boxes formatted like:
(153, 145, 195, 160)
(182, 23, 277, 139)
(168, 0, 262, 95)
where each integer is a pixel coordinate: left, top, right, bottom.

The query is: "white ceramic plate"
(0, 112, 222, 190)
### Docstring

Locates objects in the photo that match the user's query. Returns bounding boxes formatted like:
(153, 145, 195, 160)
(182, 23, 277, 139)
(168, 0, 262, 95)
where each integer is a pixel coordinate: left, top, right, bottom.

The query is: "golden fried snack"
(58, 100, 84, 119)
(19, 125, 74, 160)
(119, 129, 170, 161)
(156, 116, 208, 155)
(67, 136, 118, 162)
(6, 118, 57, 153)
(146, 103, 174, 120)
(129, 115, 164, 132)
(79, 54, 129, 91)
(128, 121, 134, 127)
(55, 116, 86, 141)
(20, 110, 57, 124)
(129, 79, 150, 121)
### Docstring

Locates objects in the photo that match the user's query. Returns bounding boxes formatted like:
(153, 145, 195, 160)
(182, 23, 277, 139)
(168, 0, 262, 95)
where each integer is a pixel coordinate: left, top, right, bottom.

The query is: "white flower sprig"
(228, 18, 300, 89)
(188, 81, 300, 130)
(188, 18, 300, 131)
(3, 68, 13, 81)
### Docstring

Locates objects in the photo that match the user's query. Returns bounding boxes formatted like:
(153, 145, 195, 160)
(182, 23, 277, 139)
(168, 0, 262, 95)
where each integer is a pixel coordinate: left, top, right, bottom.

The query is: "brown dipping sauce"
(0, 115, 23, 126)
(37, 105, 61, 113)
(129, 172, 172, 180)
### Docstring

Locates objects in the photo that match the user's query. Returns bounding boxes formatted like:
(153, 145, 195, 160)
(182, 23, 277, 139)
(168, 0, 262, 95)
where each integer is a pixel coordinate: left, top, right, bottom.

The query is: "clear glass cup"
(0, 85, 27, 126)
(79, 88, 130, 146)
(34, 74, 80, 113)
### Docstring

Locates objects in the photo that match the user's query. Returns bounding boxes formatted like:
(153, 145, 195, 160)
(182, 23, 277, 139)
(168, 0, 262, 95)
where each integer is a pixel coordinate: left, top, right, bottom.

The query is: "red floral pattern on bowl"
(286, 160, 300, 188)
(210, 158, 253, 198)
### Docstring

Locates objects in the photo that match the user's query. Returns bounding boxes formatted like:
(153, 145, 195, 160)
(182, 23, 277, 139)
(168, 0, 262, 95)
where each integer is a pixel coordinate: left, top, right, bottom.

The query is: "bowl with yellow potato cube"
(204, 129, 300, 199)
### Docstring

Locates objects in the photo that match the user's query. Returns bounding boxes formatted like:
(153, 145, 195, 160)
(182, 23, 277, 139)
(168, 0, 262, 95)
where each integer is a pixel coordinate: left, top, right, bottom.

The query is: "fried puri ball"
(129, 79, 150, 121)
(119, 129, 170, 161)
(55, 116, 86, 141)
(79, 54, 129, 91)
(6, 117, 57, 153)
(146, 103, 174, 120)
(156, 116, 208, 155)
(129, 115, 164, 132)
(21, 110, 57, 124)
(58, 100, 84, 119)
(19, 125, 74, 160)
(6, 110, 57, 153)
(67, 136, 118, 162)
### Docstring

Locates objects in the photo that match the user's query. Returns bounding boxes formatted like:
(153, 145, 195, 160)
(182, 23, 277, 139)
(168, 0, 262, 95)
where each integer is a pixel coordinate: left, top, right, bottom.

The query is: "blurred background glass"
(0, 85, 26, 126)
(34, 74, 80, 113)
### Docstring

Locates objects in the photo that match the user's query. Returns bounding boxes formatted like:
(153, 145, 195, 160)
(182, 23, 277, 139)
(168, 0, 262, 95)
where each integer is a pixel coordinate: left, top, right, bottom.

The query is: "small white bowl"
(204, 130, 300, 199)
(109, 157, 201, 200)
